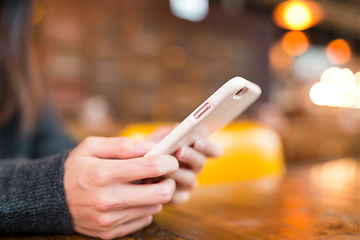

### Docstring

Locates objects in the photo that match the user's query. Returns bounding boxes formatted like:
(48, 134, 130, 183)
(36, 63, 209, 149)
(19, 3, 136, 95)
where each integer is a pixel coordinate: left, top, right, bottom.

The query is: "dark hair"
(0, 0, 44, 132)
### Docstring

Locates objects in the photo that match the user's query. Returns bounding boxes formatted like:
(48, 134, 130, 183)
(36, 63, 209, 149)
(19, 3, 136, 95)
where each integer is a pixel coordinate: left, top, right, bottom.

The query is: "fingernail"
(194, 140, 206, 151)
(137, 141, 156, 152)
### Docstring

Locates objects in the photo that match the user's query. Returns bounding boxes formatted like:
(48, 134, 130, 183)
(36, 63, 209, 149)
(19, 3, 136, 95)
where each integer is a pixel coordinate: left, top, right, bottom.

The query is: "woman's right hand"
(64, 136, 179, 239)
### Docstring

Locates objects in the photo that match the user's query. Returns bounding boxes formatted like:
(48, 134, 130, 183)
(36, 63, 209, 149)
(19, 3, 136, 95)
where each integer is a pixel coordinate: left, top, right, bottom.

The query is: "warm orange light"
(326, 39, 351, 65)
(273, 1, 324, 31)
(269, 40, 294, 75)
(285, 4, 310, 29)
(281, 31, 309, 56)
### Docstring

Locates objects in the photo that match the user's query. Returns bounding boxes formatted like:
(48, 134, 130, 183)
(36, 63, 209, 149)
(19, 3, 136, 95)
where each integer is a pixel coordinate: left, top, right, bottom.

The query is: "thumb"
(76, 136, 156, 159)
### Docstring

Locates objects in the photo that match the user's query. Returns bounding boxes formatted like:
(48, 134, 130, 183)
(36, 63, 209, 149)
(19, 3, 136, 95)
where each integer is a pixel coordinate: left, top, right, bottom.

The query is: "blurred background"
(33, 0, 360, 166)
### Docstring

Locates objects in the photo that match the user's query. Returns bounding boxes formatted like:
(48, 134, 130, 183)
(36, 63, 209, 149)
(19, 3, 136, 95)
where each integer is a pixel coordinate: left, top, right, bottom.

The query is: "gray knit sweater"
(0, 108, 76, 234)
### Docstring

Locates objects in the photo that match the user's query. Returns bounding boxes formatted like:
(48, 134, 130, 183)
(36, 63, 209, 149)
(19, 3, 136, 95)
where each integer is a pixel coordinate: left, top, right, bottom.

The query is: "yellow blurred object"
(119, 121, 286, 184)
(120, 122, 170, 141)
(199, 122, 285, 184)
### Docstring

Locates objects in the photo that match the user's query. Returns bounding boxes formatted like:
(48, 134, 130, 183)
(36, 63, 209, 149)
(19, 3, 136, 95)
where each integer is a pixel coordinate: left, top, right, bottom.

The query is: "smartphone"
(145, 76, 261, 156)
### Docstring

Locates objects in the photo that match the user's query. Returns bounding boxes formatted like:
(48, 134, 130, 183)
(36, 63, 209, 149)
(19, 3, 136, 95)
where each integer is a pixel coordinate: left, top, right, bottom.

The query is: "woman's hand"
(147, 125, 223, 204)
(169, 140, 223, 203)
(64, 137, 179, 239)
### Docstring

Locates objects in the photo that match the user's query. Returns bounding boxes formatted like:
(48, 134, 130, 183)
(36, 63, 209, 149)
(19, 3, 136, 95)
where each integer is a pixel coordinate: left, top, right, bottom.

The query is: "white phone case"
(145, 76, 262, 156)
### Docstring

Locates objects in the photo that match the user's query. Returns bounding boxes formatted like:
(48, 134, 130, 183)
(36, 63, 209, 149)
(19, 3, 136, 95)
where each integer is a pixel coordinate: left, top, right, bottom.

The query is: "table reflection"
(155, 158, 360, 239)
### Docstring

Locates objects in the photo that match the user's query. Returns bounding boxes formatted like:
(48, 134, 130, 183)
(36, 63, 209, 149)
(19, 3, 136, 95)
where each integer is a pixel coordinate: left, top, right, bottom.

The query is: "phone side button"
(194, 102, 211, 119)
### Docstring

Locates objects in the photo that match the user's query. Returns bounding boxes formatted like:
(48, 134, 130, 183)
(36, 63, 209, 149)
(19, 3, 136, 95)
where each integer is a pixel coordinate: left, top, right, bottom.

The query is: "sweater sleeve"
(0, 150, 74, 235)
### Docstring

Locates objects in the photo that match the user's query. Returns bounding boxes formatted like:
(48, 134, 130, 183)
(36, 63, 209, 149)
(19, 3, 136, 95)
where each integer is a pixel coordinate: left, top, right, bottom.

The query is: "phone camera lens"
(235, 87, 248, 97)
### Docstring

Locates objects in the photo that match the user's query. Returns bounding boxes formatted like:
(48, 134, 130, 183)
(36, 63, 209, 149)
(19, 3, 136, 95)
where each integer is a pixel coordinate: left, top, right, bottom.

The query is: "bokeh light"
(340, 92, 355, 108)
(355, 72, 360, 85)
(341, 69, 355, 92)
(326, 39, 351, 65)
(293, 46, 334, 82)
(331, 68, 355, 93)
(273, 0, 324, 31)
(309, 82, 334, 106)
(320, 67, 340, 83)
(311, 158, 357, 192)
(281, 31, 309, 56)
(269, 40, 293, 75)
(285, 4, 310, 29)
(332, 92, 346, 107)
(353, 72, 360, 108)
(170, 0, 209, 22)
(310, 68, 360, 108)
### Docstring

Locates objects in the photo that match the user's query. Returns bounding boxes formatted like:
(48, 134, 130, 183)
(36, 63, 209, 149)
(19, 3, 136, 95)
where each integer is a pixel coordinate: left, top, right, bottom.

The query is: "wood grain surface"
(3, 159, 360, 239)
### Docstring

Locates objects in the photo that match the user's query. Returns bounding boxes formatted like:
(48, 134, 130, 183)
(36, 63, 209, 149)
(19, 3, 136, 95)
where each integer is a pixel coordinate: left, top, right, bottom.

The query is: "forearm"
(0, 150, 74, 235)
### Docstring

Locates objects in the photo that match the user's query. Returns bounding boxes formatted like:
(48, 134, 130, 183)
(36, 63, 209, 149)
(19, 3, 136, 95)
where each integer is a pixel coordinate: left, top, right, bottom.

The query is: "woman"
(0, 0, 222, 239)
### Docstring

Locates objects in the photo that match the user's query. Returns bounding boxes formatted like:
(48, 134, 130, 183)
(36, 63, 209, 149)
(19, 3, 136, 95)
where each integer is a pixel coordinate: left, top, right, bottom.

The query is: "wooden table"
(3, 158, 360, 239)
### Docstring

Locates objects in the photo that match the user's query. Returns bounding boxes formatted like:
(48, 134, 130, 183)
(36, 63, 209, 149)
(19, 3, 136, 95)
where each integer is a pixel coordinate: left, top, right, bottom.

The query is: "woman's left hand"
(147, 125, 223, 204)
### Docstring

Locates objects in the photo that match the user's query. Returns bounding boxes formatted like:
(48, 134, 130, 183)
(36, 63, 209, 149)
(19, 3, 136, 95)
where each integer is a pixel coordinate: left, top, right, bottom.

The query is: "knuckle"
(89, 167, 111, 187)
(93, 194, 113, 212)
(146, 156, 165, 176)
(82, 136, 98, 147)
(95, 214, 113, 228)
(116, 137, 135, 151)
(147, 155, 179, 176)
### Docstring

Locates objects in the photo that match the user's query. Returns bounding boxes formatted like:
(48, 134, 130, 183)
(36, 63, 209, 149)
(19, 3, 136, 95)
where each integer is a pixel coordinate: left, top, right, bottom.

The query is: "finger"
(169, 189, 191, 205)
(115, 204, 162, 226)
(107, 215, 153, 239)
(101, 155, 179, 182)
(175, 146, 206, 173)
(78, 136, 156, 159)
(75, 215, 153, 239)
(193, 140, 224, 157)
(121, 178, 176, 206)
(165, 168, 197, 190)
(74, 205, 162, 231)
